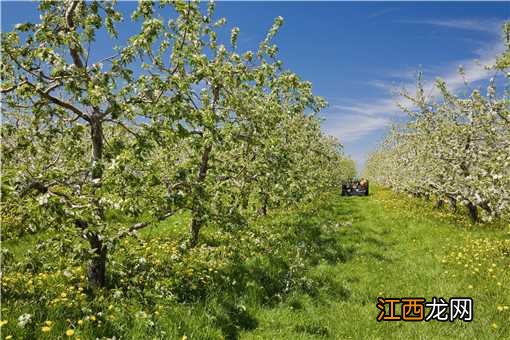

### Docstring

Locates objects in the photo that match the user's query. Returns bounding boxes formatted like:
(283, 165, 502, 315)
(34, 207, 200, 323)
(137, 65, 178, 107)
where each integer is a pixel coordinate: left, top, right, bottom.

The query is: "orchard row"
(365, 24, 510, 223)
(1, 1, 355, 288)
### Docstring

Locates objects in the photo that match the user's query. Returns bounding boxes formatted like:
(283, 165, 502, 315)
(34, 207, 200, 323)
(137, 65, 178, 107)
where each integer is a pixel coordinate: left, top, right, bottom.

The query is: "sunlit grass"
(1, 187, 508, 339)
(243, 187, 509, 339)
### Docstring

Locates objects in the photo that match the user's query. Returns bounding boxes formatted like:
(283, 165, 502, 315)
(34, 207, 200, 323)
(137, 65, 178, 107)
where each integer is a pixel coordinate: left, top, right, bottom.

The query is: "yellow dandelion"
(77, 320, 84, 326)
(182, 336, 188, 340)
(468, 285, 473, 289)
(45, 320, 53, 326)
(66, 329, 75, 336)
(61, 292, 67, 298)
(491, 323, 498, 329)
(42, 326, 52, 332)
(6, 336, 13, 340)
(90, 316, 96, 321)
(497, 306, 504, 312)
(0, 320, 8, 326)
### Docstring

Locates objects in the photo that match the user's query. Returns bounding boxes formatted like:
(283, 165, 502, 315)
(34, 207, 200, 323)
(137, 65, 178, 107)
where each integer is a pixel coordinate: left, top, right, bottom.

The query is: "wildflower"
(497, 306, 504, 312)
(42, 326, 52, 332)
(45, 320, 53, 326)
(468, 285, 473, 289)
(0, 320, 7, 327)
(77, 320, 84, 326)
(17, 313, 32, 328)
(491, 323, 498, 329)
(66, 329, 75, 336)
(6, 336, 13, 340)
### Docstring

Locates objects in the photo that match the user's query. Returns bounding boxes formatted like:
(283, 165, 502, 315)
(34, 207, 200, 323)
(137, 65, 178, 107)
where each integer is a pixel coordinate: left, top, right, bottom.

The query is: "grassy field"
(243, 188, 510, 339)
(1, 187, 509, 339)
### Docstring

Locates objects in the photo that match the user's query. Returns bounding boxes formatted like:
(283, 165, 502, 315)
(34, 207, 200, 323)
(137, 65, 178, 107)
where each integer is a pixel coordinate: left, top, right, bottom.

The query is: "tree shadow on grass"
(211, 300, 258, 340)
(107, 194, 372, 339)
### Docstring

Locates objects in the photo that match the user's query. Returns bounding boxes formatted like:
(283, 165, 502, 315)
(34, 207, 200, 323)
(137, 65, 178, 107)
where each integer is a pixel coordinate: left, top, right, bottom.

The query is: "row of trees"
(365, 23, 510, 223)
(1, 1, 355, 288)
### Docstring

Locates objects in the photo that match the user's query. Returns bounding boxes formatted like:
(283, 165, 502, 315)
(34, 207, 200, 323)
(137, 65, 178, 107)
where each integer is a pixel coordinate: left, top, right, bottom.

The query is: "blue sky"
(2, 1, 509, 171)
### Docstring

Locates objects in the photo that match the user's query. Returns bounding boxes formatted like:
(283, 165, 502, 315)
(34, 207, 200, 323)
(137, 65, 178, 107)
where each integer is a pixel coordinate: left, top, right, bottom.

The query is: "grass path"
(243, 188, 510, 339)
(2, 187, 508, 339)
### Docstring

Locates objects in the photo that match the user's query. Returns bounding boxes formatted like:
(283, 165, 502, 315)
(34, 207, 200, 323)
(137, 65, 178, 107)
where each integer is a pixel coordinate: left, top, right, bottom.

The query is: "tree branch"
(1, 80, 28, 94)
(65, 0, 85, 69)
(26, 81, 90, 122)
(104, 118, 139, 137)
(116, 211, 177, 240)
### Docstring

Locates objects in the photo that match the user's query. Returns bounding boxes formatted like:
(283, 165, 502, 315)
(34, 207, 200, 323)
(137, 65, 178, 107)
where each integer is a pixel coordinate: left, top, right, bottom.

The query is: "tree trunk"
(87, 234, 107, 288)
(467, 202, 478, 223)
(87, 115, 108, 288)
(189, 143, 212, 247)
(435, 199, 445, 209)
(448, 196, 457, 211)
(189, 211, 202, 248)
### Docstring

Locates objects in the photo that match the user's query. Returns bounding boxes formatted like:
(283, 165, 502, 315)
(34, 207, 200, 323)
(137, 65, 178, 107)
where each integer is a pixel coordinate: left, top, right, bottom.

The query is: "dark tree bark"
(87, 114, 107, 288)
(87, 233, 107, 288)
(448, 196, 457, 211)
(467, 202, 478, 223)
(189, 143, 212, 247)
(435, 199, 445, 209)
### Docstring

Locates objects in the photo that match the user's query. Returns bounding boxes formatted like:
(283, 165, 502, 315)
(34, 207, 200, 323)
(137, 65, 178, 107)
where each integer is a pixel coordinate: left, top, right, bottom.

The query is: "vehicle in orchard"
(341, 178, 369, 196)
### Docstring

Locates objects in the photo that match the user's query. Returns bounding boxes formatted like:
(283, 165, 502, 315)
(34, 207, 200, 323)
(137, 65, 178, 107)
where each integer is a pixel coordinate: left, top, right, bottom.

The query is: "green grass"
(1, 187, 509, 339)
(241, 188, 510, 339)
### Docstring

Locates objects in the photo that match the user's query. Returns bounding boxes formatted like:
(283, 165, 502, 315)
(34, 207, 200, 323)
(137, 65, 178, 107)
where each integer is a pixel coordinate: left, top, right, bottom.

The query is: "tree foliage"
(1, 0, 354, 288)
(365, 24, 510, 222)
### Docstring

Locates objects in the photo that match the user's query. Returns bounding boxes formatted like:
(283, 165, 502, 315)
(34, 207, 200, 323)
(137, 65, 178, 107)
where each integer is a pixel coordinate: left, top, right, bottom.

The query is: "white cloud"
(388, 41, 503, 104)
(428, 46, 502, 95)
(323, 41, 501, 144)
(323, 113, 391, 143)
(399, 18, 502, 34)
(321, 17, 505, 170)
(331, 98, 401, 117)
